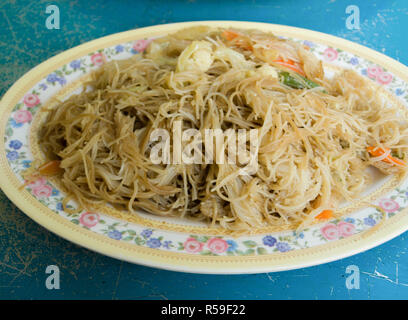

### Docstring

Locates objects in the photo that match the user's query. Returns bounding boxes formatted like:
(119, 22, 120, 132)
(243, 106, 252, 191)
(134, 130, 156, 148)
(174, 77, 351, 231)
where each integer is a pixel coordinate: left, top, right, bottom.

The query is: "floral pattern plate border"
(2, 22, 408, 268)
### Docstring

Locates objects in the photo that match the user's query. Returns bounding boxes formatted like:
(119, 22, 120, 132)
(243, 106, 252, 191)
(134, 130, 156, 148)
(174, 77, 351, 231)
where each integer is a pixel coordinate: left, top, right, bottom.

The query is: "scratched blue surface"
(1, 0, 408, 300)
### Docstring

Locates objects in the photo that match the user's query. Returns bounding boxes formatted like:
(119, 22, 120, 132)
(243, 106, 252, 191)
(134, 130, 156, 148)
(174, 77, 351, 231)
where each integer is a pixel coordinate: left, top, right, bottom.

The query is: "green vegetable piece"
(279, 71, 322, 90)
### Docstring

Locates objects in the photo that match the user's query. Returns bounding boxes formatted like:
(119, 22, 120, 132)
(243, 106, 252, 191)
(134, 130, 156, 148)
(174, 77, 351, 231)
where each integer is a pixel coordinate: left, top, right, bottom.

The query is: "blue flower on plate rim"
(108, 230, 122, 240)
(141, 229, 153, 238)
(6, 151, 19, 161)
(10, 119, 23, 128)
(163, 240, 172, 249)
(226, 239, 238, 252)
(276, 242, 291, 252)
(303, 40, 316, 48)
(39, 83, 48, 91)
(262, 235, 277, 247)
(146, 238, 161, 248)
(115, 45, 124, 53)
(57, 77, 67, 86)
(344, 217, 355, 224)
(9, 140, 22, 150)
(22, 160, 32, 168)
(296, 232, 305, 239)
(46, 73, 59, 83)
(70, 60, 81, 69)
(363, 217, 376, 226)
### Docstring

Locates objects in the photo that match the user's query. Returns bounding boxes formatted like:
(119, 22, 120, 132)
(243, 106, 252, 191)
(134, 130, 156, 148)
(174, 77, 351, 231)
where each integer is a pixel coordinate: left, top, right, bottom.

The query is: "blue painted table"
(1, 0, 408, 299)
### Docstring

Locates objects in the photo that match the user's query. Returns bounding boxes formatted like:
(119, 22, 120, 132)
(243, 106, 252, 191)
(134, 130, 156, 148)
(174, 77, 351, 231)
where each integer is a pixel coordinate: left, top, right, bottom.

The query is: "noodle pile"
(38, 26, 408, 230)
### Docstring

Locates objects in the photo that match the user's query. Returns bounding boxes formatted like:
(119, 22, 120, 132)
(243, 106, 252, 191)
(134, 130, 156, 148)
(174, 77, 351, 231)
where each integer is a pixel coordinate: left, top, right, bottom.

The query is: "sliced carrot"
(367, 146, 388, 157)
(367, 146, 407, 167)
(272, 58, 305, 76)
(223, 30, 307, 76)
(38, 160, 63, 176)
(222, 30, 240, 41)
(315, 209, 333, 220)
(223, 30, 306, 76)
(388, 157, 407, 166)
(222, 30, 252, 50)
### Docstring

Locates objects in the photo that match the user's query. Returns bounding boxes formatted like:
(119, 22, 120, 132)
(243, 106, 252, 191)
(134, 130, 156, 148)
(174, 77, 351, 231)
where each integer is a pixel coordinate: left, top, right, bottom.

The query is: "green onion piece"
(278, 71, 323, 90)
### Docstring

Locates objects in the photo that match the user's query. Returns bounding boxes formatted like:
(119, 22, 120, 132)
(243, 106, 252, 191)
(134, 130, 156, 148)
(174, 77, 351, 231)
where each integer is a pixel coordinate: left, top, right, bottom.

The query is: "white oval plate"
(2, 21, 408, 274)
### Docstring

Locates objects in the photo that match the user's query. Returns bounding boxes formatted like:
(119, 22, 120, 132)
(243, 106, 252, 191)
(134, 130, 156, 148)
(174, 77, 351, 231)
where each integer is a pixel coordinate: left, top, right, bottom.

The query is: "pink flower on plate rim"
(337, 221, 355, 237)
(378, 198, 400, 213)
(367, 65, 383, 79)
(376, 71, 393, 85)
(28, 177, 47, 189)
(321, 223, 340, 240)
(133, 39, 151, 52)
(91, 52, 106, 66)
(23, 93, 40, 108)
(207, 237, 229, 254)
(323, 47, 338, 62)
(13, 110, 32, 123)
(183, 237, 204, 253)
(32, 184, 52, 198)
(79, 212, 100, 228)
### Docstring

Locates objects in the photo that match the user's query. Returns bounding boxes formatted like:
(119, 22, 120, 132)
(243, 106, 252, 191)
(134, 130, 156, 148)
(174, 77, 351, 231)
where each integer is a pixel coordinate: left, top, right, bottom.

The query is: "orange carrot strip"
(273, 58, 305, 76)
(367, 146, 407, 167)
(222, 30, 252, 50)
(222, 30, 240, 41)
(367, 146, 388, 157)
(315, 209, 333, 220)
(388, 156, 407, 166)
(223, 30, 306, 74)
(38, 160, 63, 176)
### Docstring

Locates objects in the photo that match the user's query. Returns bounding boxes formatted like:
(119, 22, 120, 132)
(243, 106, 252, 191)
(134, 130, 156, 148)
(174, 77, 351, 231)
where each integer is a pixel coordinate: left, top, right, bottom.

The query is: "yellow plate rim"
(1, 20, 408, 274)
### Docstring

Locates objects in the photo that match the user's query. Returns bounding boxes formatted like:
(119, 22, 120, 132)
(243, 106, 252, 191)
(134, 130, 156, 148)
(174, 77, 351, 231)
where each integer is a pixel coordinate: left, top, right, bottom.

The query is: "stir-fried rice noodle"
(38, 26, 408, 231)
